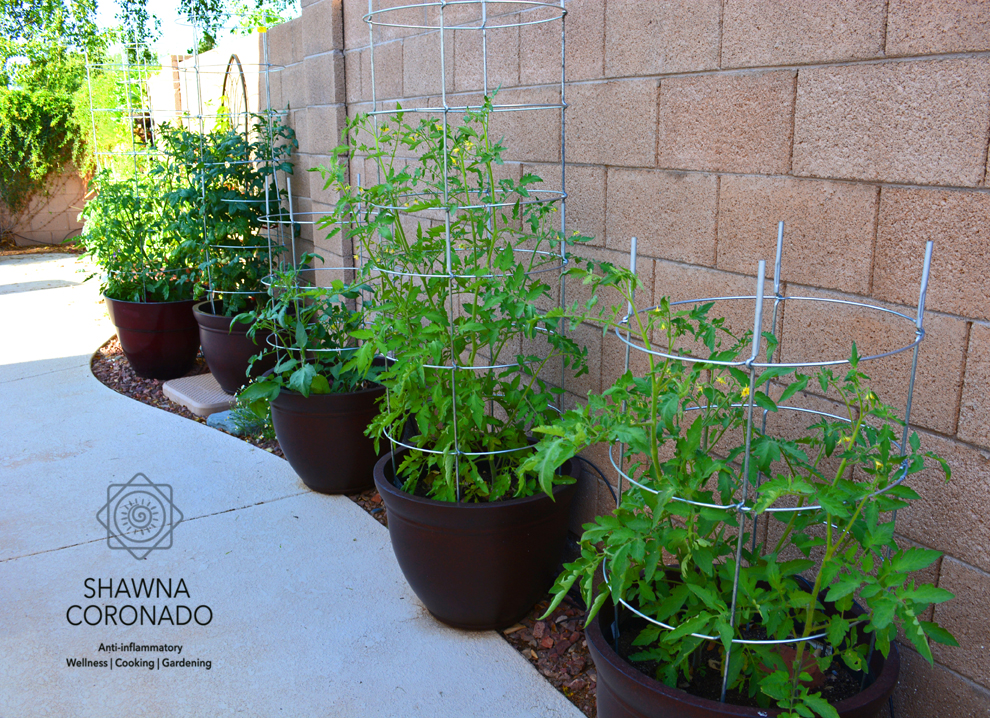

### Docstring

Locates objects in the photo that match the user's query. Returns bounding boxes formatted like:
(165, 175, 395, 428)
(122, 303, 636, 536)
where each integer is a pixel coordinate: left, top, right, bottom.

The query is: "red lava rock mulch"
(90, 335, 597, 716)
(502, 597, 597, 716)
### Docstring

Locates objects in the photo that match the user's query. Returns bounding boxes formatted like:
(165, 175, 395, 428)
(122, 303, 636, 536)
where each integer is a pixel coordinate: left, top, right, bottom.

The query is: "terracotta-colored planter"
(586, 597, 899, 718)
(104, 296, 200, 380)
(193, 301, 274, 394)
(374, 449, 578, 631)
(270, 382, 386, 494)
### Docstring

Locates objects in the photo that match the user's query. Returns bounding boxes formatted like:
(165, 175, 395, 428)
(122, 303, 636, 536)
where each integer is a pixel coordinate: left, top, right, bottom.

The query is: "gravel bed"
(90, 336, 598, 716)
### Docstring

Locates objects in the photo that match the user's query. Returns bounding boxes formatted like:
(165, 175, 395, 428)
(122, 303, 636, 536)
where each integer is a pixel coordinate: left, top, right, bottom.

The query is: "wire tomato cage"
(605, 223, 933, 702)
(356, 0, 571, 499)
(85, 30, 291, 311)
(171, 27, 291, 315)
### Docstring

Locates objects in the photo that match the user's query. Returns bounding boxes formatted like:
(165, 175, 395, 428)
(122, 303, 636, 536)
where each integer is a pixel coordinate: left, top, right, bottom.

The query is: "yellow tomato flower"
(741, 386, 750, 398)
(716, 377, 726, 385)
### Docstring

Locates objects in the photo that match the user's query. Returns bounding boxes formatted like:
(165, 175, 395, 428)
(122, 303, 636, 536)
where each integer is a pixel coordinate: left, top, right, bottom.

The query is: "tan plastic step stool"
(162, 373, 234, 417)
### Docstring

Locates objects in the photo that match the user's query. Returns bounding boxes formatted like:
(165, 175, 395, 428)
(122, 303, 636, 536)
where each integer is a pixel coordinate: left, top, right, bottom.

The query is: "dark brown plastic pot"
(193, 301, 275, 394)
(270, 382, 386, 494)
(586, 597, 899, 718)
(374, 449, 578, 631)
(104, 296, 200, 380)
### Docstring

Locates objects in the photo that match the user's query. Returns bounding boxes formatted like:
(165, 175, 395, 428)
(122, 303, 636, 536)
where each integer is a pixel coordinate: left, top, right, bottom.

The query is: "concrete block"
(887, 0, 990, 56)
(305, 51, 345, 106)
(658, 70, 796, 174)
(162, 374, 234, 416)
(519, 0, 603, 84)
(792, 59, 990, 187)
(958, 323, 990, 448)
(267, 15, 303, 65)
(722, 0, 885, 68)
(520, 162, 605, 247)
(370, 39, 403, 100)
(305, 105, 347, 156)
(344, 48, 364, 103)
(489, 86, 562, 163)
(402, 31, 454, 97)
(717, 176, 878, 296)
(281, 62, 308, 108)
(376, 0, 428, 43)
(779, 285, 967, 435)
(286, 157, 312, 205)
(568, 79, 658, 167)
(424, 1, 482, 29)
(653, 260, 776, 343)
(302, 0, 344, 57)
(891, 643, 990, 718)
(887, 430, 990, 574)
(875, 187, 990, 322)
(342, 0, 370, 50)
(606, 168, 718, 266)
(931, 557, 990, 685)
(604, 0, 720, 76)
(569, 320, 603, 398)
(453, 25, 519, 93)
(288, 107, 309, 155)
(265, 66, 285, 109)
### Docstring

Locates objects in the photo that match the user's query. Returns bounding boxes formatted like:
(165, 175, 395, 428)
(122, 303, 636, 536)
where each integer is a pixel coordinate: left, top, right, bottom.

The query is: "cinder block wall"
(272, 2, 990, 713)
(1, 168, 88, 247)
(266, 0, 349, 269)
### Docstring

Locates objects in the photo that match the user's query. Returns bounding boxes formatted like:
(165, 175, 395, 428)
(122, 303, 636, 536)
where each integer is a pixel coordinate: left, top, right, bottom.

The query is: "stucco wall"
(266, 2, 990, 714)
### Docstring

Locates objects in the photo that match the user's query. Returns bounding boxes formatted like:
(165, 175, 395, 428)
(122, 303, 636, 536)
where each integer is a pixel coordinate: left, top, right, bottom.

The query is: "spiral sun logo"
(97, 474, 183, 560)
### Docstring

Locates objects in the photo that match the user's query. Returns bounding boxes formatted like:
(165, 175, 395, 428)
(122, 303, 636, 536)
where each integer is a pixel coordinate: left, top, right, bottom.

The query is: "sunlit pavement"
(0, 254, 582, 718)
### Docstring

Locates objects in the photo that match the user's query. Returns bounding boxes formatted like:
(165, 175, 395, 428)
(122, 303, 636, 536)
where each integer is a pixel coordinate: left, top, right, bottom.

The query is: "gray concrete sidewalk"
(0, 254, 583, 718)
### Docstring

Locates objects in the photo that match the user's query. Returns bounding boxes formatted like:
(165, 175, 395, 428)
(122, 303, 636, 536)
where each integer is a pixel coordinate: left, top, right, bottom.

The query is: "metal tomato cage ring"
(259, 263, 373, 373)
(603, 225, 934, 702)
(600, 556, 867, 648)
(606, 408, 911, 516)
(364, 0, 565, 30)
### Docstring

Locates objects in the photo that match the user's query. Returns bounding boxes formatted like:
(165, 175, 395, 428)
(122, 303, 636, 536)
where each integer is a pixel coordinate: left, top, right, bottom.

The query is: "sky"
(95, 0, 202, 56)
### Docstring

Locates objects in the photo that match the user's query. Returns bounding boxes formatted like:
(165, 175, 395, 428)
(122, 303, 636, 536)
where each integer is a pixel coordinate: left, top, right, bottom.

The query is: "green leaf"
(310, 374, 331, 395)
(825, 573, 862, 602)
(901, 585, 954, 605)
(778, 374, 809, 405)
(890, 548, 942, 573)
(921, 621, 959, 647)
(288, 364, 318, 397)
(803, 692, 841, 718)
(753, 391, 778, 413)
(827, 614, 850, 648)
(664, 612, 711, 642)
